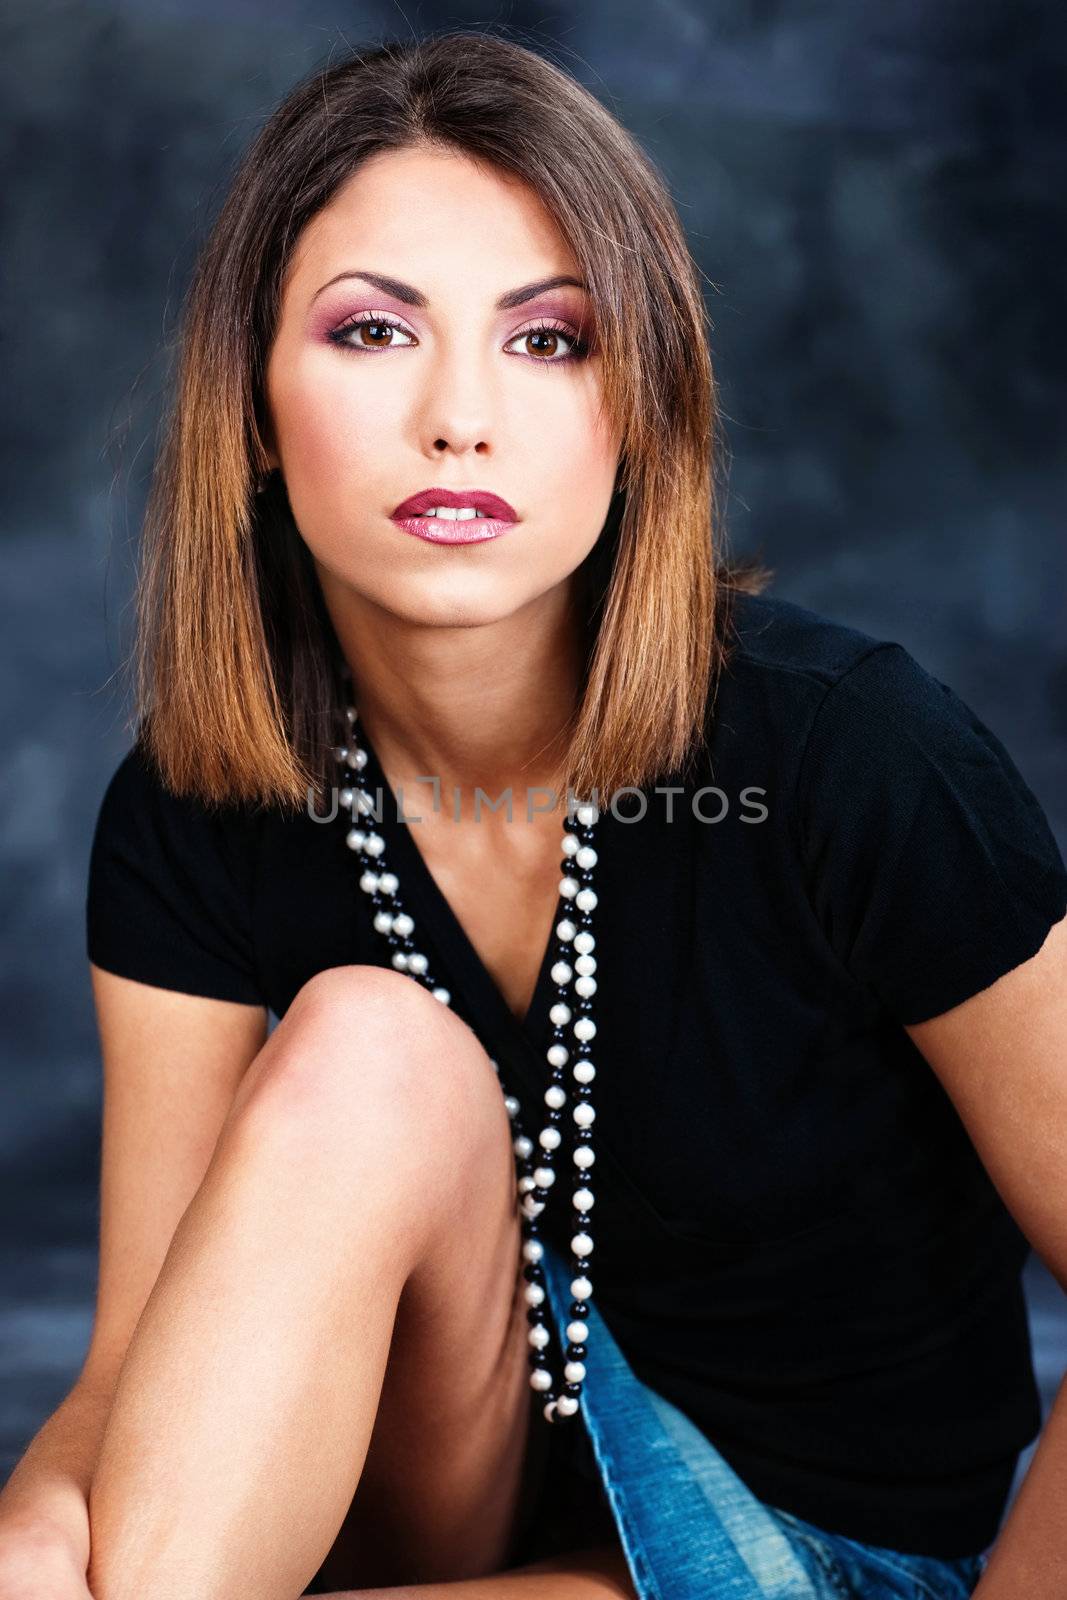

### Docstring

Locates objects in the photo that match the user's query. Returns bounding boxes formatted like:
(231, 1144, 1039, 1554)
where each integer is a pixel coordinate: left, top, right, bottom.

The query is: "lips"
(391, 486, 519, 521)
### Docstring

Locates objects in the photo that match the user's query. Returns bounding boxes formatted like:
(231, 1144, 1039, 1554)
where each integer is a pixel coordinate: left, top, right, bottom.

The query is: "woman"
(1, 29, 1065, 1600)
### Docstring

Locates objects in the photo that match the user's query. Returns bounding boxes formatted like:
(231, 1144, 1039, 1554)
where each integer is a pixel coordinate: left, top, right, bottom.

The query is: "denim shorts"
(528, 1241, 988, 1600)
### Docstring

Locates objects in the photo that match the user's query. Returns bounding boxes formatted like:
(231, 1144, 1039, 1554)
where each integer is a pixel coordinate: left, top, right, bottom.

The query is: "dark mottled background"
(2, 0, 1064, 1556)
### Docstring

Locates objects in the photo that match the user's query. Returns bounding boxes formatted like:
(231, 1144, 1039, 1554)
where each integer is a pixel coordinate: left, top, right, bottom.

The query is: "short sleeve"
(86, 739, 265, 1005)
(797, 642, 1067, 1025)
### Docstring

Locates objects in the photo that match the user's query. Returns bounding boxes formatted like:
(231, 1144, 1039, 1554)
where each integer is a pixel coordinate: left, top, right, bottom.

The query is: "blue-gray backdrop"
(2, 0, 1064, 1538)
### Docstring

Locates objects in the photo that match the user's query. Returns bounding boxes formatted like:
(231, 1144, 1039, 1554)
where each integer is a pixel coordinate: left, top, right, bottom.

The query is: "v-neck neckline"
(353, 719, 565, 1061)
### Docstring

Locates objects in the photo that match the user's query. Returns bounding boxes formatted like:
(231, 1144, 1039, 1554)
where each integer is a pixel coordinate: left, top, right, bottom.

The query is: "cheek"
(269, 353, 400, 481)
(522, 379, 618, 511)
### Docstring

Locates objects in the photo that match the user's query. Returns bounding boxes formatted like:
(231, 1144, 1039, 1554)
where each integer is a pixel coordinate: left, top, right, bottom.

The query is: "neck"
(320, 575, 586, 807)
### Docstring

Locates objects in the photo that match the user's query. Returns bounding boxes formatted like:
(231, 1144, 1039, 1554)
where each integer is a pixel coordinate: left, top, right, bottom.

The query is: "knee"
(233, 964, 510, 1178)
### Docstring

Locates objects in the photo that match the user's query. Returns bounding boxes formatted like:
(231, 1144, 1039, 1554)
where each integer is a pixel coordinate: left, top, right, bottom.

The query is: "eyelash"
(325, 311, 591, 364)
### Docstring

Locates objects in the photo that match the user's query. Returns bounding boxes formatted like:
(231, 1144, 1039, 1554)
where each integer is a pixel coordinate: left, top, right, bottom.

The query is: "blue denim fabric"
(539, 1242, 987, 1600)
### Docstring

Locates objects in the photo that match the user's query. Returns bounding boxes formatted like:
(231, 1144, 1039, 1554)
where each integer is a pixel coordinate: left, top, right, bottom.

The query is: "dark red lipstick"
(390, 486, 519, 545)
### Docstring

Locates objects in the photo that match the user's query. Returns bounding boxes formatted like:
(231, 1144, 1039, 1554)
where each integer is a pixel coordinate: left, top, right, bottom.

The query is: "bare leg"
(86, 965, 575, 1599)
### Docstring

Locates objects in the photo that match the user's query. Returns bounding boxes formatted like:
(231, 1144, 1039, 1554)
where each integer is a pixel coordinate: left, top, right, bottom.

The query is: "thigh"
(305, 981, 546, 1590)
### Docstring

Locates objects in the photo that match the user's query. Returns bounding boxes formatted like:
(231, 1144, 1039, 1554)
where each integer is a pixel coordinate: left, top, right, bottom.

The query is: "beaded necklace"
(332, 692, 601, 1424)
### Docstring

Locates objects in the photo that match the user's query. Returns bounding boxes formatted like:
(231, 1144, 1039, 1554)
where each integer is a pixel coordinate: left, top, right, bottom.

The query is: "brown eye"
(505, 321, 589, 363)
(525, 329, 562, 359)
(358, 320, 396, 347)
(327, 313, 415, 353)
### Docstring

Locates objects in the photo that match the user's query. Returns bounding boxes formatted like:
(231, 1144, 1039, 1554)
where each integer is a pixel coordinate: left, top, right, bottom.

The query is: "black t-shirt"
(85, 589, 1067, 1558)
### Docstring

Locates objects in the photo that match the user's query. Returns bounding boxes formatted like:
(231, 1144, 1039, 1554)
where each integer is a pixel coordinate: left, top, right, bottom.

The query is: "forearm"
(0, 1377, 115, 1560)
(340, 1542, 637, 1598)
(973, 1369, 1067, 1598)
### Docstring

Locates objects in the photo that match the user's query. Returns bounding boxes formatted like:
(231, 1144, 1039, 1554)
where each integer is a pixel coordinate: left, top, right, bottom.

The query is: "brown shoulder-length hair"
(131, 28, 771, 814)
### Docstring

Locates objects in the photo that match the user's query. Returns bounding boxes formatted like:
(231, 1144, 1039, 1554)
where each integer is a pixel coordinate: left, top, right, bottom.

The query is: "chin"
(377, 579, 538, 631)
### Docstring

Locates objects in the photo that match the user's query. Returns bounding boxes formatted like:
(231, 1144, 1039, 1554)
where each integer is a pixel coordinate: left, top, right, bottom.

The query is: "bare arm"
(904, 913, 1067, 1598)
(0, 965, 268, 1571)
(307, 1544, 638, 1599)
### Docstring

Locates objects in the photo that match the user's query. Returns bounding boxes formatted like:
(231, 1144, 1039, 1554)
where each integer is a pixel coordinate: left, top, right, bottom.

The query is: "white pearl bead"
(432, 986, 450, 1004)
(546, 1043, 568, 1068)
(391, 952, 408, 970)
(407, 953, 428, 975)
(528, 1324, 550, 1350)
(344, 748, 363, 769)
(573, 1187, 594, 1210)
(363, 833, 385, 858)
(523, 1239, 544, 1263)
(576, 846, 598, 870)
(340, 787, 355, 809)
(556, 918, 577, 942)
(567, 1319, 589, 1343)
(544, 1085, 566, 1109)
(373, 911, 394, 934)
(525, 1283, 545, 1306)
(522, 1195, 544, 1218)
(519, 1175, 537, 1193)
(350, 748, 368, 770)
(529, 1369, 552, 1391)
(345, 706, 357, 722)
(539, 1127, 561, 1150)
(549, 1003, 571, 1027)
(358, 871, 380, 893)
(392, 912, 414, 938)
(573, 1104, 595, 1128)
(378, 871, 399, 895)
(533, 1167, 555, 1188)
(574, 1147, 596, 1169)
(503, 1095, 520, 1118)
(556, 1394, 580, 1417)
(576, 803, 598, 826)
(573, 1061, 596, 1084)
(575, 976, 597, 999)
(562, 833, 580, 856)
(543, 1399, 559, 1421)
(559, 876, 579, 899)
(564, 1361, 587, 1384)
(571, 1275, 593, 1299)
(346, 828, 366, 852)
(575, 954, 597, 976)
(573, 1017, 596, 1042)
(354, 790, 376, 816)
(550, 961, 573, 986)
(571, 1234, 593, 1258)
(575, 887, 598, 912)
(574, 931, 596, 955)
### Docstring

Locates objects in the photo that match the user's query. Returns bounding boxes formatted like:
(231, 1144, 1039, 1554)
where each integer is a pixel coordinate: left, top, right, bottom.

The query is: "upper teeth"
(422, 506, 488, 520)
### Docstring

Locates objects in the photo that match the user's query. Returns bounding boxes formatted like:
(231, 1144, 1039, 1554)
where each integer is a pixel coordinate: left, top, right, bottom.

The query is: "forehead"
(283, 144, 577, 299)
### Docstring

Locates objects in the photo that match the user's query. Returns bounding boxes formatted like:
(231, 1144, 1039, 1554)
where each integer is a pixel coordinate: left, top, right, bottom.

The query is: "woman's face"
(263, 143, 622, 631)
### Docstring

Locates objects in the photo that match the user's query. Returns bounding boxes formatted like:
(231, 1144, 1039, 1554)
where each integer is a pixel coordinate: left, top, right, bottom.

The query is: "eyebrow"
(311, 269, 588, 310)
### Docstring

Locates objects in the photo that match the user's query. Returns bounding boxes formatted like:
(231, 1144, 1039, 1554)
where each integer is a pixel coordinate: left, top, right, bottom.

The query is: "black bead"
(569, 1343, 587, 1359)
(526, 1308, 544, 1326)
(563, 1382, 582, 1399)
(527, 1350, 545, 1370)
(569, 1302, 587, 1318)
(522, 1263, 540, 1283)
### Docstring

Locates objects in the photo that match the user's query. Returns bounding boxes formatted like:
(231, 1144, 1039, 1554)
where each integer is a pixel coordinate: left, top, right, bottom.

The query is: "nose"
(416, 333, 497, 459)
